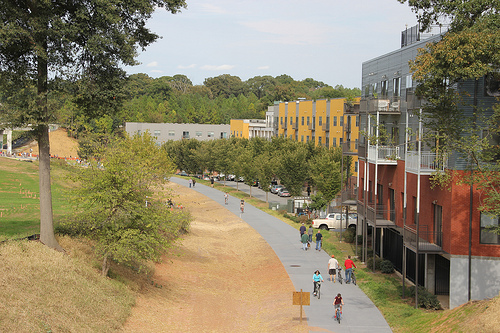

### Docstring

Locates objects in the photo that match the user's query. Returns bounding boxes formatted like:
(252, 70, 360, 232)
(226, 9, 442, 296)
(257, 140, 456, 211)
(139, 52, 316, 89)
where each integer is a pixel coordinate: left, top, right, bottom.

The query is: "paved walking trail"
(170, 177, 392, 333)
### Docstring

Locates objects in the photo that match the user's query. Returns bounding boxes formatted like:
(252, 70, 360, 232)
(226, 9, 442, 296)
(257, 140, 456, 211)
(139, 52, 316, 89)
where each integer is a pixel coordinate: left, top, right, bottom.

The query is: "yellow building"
(230, 119, 274, 139)
(229, 98, 360, 177)
(274, 98, 360, 177)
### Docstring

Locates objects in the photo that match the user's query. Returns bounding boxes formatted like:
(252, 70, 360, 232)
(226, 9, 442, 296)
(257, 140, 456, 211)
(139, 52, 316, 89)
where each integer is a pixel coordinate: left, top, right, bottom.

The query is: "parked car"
(278, 188, 290, 197)
(271, 185, 284, 194)
(311, 213, 357, 230)
(176, 171, 188, 176)
(227, 174, 236, 181)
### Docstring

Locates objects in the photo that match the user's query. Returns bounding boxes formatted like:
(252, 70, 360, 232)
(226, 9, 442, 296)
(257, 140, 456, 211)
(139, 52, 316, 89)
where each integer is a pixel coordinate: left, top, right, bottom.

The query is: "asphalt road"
(171, 176, 392, 333)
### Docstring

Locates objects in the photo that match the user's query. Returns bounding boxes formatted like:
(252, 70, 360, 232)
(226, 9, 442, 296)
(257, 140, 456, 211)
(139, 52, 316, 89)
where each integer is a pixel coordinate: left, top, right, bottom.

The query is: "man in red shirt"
(344, 255, 356, 284)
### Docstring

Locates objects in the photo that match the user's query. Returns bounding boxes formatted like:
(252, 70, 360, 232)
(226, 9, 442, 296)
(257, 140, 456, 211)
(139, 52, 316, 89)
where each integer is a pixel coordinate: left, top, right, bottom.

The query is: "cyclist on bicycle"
(240, 199, 245, 213)
(224, 192, 228, 205)
(312, 270, 324, 296)
(333, 293, 344, 319)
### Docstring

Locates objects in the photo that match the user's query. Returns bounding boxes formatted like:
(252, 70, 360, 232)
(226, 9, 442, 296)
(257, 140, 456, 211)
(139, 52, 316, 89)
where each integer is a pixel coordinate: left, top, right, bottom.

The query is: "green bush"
(366, 256, 383, 271)
(406, 286, 442, 310)
(342, 228, 356, 243)
(380, 260, 395, 274)
(356, 235, 363, 245)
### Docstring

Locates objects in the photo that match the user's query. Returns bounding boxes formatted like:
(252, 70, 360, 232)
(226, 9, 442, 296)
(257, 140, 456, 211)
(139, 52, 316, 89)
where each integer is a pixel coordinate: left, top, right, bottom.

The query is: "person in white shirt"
(328, 255, 340, 282)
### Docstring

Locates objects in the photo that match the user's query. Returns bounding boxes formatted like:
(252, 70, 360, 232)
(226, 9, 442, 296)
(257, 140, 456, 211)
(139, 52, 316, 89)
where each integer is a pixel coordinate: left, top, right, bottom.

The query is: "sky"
(125, 0, 419, 89)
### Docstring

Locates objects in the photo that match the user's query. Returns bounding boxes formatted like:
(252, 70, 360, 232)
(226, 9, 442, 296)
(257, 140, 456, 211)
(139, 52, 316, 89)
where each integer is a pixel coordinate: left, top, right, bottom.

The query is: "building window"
(318, 136, 322, 145)
(371, 82, 378, 97)
(290, 117, 293, 125)
(137, 130, 141, 135)
(325, 137, 329, 147)
(182, 131, 189, 139)
(196, 131, 203, 137)
(306, 136, 309, 142)
(307, 117, 310, 126)
(208, 131, 214, 138)
(221, 132, 227, 139)
(334, 116, 337, 126)
(154, 130, 161, 137)
(339, 137, 343, 144)
(332, 137, 337, 147)
(355, 116, 359, 127)
(301, 135, 304, 142)
(354, 161, 358, 172)
(280, 117, 283, 125)
(393, 77, 401, 97)
(168, 130, 175, 137)
(340, 116, 344, 127)
(381, 80, 388, 97)
(301, 117, 304, 125)
(480, 213, 500, 244)
(319, 116, 322, 126)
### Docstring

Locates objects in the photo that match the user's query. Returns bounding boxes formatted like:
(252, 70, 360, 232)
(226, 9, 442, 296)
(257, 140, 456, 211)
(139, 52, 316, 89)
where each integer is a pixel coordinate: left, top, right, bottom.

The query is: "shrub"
(366, 256, 383, 271)
(406, 286, 442, 310)
(380, 260, 394, 274)
(342, 228, 356, 243)
(356, 235, 363, 245)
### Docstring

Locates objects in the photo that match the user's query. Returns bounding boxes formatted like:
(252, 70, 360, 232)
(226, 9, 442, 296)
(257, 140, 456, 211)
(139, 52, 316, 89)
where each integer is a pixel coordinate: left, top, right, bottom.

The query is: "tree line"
(162, 135, 352, 208)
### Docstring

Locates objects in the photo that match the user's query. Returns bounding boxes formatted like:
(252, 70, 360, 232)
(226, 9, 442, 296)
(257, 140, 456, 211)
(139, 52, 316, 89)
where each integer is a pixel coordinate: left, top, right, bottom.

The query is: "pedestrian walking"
(192, 178, 196, 187)
(300, 223, 306, 240)
(308, 224, 313, 242)
(188, 178, 192, 188)
(328, 255, 339, 282)
(315, 230, 323, 251)
(301, 232, 309, 250)
(344, 255, 357, 283)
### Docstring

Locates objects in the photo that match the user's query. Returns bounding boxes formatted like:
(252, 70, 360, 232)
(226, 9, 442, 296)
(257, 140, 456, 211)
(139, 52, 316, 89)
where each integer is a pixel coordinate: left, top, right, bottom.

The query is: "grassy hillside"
(0, 158, 73, 239)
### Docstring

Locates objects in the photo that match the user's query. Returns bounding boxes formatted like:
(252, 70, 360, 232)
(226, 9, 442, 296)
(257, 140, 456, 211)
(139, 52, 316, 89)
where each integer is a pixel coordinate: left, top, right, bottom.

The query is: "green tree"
(204, 74, 248, 98)
(61, 133, 188, 276)
(277, 143, 309, 196)
(0, 0, 186, 250)
(399, 0, 500, 229)
(309, 147, 342, 204)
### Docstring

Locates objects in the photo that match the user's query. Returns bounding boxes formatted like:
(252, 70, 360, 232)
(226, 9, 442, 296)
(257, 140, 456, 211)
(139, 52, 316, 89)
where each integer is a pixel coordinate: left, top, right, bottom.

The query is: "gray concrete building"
(125, 122, 230, 143)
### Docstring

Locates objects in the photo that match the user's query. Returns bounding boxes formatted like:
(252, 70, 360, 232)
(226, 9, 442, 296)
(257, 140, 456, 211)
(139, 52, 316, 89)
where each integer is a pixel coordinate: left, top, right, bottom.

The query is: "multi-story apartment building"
(268, 98, 360, 178)
(356, 27, 500, 309)
(229, 119, 274, 140)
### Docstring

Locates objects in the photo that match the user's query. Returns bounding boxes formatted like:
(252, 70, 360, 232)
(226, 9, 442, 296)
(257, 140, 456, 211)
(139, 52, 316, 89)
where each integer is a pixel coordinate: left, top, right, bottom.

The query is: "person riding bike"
(240, 199, 245, 213)
(312, 270, 324, 296)
(224, 192, 228, 205)
(333, 293, 344, 320)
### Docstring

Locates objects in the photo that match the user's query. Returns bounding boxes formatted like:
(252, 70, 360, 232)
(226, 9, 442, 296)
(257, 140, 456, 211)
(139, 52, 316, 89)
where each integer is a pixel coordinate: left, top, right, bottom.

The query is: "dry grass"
(0, 237, 135, 333)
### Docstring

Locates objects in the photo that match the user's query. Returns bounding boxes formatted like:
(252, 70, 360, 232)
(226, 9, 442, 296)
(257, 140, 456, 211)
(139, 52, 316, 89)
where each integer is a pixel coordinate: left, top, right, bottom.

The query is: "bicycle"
(351, 269, 357, 286)
(337, 267, 343, 284)
(335, 309, 342, 324)
(313, 281, 321, 299)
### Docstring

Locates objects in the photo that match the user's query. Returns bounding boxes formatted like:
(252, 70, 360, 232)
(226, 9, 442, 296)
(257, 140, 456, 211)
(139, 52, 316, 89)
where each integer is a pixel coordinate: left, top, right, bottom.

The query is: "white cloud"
(178, 64, 197, 69)
(146, 61, 158, 67)
(200, 64, 235, 71)
(257, 66, 270, 70)
(200, 3, 228, 14)
(150, 69, 163, 73)
(240, 19, 329, 45)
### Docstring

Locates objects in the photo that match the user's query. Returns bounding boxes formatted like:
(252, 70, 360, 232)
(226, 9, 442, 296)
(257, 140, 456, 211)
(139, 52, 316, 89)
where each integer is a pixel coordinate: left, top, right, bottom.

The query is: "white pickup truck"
(312, 213, 357, 230)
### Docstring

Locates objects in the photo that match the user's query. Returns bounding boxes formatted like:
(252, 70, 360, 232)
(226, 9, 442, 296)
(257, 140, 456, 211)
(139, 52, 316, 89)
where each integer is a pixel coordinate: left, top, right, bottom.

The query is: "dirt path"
(121, 183, 308, 333)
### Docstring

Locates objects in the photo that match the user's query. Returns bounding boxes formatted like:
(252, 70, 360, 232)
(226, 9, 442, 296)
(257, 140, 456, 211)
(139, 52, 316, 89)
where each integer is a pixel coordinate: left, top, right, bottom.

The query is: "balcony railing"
(344, 103, 360, 114)
(367, 145, 400, 164)
(341, 141, 358, 155)
(405, 151, 447, 174)
(308, 122, 315, 130)
(341, 187, 358, 204)
(291, 122, 298, 130)
(322, 123, 330, 131)
(404, 224, 443, 252)
(360, 97, 401, 114)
